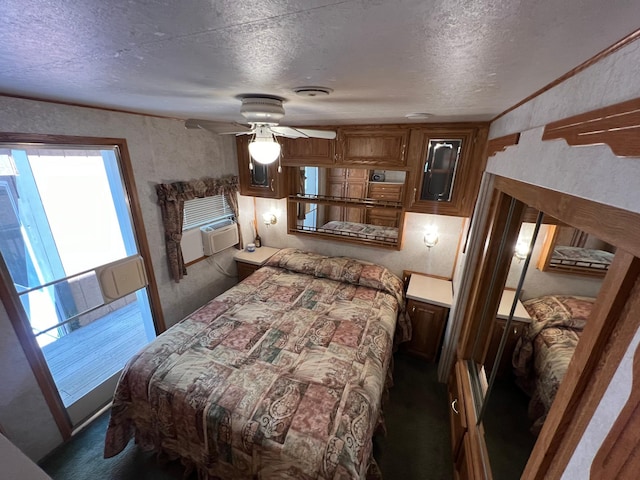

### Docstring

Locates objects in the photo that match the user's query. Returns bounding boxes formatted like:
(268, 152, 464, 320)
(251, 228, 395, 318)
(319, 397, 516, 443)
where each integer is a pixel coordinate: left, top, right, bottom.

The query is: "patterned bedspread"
(104, 248, 410, 479)
(513, 295, 594, 434)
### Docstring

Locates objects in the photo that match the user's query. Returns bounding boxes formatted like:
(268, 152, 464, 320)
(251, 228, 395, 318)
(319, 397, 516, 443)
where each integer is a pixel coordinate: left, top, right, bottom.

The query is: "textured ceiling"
(2, 1, 639, 125)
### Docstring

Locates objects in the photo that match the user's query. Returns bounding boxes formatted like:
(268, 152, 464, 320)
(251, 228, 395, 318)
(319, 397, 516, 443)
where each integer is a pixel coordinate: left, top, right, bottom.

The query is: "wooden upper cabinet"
(236, 136, 290, 199)
(405, 124, 489, 217)
(336, 126, 410, 167)
(280, 136, 335, 166)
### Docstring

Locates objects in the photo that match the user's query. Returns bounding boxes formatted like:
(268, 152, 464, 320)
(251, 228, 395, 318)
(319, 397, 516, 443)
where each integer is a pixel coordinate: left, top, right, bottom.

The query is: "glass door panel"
(0, 146, 156, 426)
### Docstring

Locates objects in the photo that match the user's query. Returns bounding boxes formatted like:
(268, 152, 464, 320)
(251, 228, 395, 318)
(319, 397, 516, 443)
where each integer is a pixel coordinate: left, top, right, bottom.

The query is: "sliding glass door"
(0, 145, 157, 426)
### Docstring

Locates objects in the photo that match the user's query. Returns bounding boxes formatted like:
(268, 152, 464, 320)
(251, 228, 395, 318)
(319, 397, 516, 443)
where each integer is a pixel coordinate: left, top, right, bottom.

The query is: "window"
(183, 195, 234, 231)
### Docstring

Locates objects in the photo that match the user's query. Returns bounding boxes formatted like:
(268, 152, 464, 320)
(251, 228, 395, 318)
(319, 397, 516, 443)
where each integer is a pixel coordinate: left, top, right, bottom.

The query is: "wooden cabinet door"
(449, 361, 468, 459)
(337, 126, 409, 167)
(281, 136, 335, 166)
(405, 125, 488, 217)
(236, 261, 258, 281)
(237, 136, 290, 198)
(405, 299, 448, 362)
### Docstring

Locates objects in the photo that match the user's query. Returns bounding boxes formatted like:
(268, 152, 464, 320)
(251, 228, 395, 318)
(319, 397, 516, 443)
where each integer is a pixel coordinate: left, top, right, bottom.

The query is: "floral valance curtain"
(156, 175, 239, 283)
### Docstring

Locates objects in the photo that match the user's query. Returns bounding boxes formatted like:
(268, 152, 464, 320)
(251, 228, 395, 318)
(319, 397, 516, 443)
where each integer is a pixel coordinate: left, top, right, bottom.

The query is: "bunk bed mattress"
(513, 295, 595, 434)
(104, 248, 409, 479)
(320, 221, 398, 242)
(551, 246, 614, 270)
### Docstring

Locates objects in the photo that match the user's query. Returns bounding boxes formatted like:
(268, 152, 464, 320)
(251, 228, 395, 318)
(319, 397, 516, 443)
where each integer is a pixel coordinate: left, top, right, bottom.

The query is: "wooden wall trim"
(542, 97, 640, 157)
(591, 330, 640, 478)
(493, 28, 640, 122)
(486, 133, 520, 157)
(115, 139, 167, 333)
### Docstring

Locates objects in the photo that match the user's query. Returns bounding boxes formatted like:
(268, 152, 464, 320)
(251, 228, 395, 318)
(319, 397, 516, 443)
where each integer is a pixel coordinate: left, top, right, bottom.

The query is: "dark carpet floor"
(39, 353, 533, 479)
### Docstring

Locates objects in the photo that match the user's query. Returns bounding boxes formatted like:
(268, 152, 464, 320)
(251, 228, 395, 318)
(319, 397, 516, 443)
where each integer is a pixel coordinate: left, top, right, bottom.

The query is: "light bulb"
(248, 138, 281, 164)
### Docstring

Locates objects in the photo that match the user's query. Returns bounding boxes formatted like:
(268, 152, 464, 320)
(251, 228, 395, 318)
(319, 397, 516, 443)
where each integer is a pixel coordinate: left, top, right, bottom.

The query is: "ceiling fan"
(185, 96, 336, 165)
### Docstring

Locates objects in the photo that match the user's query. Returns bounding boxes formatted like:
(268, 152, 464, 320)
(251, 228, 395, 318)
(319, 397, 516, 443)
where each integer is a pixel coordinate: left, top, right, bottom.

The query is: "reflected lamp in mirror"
(424, 225, 439, 248)
(248, 126, 281, 165)
(263, 212, 277, 226)
(514, 240, 530, 261)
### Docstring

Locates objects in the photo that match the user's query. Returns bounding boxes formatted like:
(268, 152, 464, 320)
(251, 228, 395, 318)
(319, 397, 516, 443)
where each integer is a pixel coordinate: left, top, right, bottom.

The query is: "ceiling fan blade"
(185, 119, 252, 134)
(271, 126, 337, 140)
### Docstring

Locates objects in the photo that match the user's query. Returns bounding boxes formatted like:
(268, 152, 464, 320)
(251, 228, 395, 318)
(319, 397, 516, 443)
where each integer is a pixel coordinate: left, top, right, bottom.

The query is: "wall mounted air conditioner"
(200, 219, 239, 255)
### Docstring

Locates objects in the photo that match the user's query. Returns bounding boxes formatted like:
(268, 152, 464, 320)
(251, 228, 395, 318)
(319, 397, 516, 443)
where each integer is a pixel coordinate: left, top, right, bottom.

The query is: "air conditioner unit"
(200, 220, 239, 255)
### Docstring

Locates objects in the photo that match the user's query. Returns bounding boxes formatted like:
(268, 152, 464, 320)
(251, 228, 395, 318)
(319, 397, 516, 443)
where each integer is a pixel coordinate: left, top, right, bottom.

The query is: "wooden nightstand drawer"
(236, 261, 260, 281)
(233, 247, 280, 282)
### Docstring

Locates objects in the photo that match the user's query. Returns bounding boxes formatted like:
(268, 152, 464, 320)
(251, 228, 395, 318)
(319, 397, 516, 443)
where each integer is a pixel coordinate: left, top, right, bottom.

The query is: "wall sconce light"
(424, 225, 439, 249)
(262, 212, 277, 226)
(514, 240, 529, 261)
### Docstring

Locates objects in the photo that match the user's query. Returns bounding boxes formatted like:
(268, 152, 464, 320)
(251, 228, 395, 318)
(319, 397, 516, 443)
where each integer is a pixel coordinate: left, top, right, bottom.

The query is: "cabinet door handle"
(411, 306, 416, 313)
(451, 398, 459, 415)
(270, 179, 275, 192)
(401, 143, 406, 159)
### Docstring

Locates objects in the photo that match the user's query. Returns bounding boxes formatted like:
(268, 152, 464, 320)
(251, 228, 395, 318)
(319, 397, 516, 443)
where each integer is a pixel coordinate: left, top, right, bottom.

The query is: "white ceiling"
(2, 1, 639, 126)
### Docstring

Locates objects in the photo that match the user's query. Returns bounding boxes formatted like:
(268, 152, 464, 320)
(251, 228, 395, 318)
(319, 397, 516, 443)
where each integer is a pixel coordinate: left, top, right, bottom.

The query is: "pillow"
(265, 248, 404, 305)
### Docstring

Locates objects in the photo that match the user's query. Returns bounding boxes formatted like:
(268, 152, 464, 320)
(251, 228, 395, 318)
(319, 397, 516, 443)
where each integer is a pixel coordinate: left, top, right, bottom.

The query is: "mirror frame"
(457, 174, 640, 479)
(287, 166, 407, 249)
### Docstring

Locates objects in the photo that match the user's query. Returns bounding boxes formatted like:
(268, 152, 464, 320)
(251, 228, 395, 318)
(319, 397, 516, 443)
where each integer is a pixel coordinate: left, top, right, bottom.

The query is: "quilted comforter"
(512, 295, 595, 434)
(104, 248, 410, 479)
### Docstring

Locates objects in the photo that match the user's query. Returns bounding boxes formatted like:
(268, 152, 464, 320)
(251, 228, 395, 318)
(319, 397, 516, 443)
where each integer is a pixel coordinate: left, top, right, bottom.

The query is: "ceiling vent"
(293, 86, 333, 97)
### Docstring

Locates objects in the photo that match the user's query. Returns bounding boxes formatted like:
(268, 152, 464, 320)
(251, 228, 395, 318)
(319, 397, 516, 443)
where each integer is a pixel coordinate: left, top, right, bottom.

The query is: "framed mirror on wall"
(456, 176, 631, 479)
(287, 166, 407, 248)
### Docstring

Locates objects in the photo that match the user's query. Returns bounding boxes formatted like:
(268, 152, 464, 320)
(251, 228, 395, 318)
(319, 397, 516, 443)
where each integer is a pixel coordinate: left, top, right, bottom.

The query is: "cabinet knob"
(411, 306, 416, 313)
(451, 398, 459, 415)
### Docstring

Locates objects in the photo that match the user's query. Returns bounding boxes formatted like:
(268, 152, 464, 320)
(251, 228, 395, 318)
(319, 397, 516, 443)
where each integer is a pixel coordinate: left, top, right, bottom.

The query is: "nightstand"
(233, 246, 280, 281)
(405, 274, 453, 362)
(485, 289, 532, 377)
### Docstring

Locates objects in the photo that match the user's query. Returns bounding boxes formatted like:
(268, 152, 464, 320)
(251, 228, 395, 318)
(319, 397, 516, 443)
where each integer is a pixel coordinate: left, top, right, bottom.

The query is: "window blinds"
(183, 195, 233, 231)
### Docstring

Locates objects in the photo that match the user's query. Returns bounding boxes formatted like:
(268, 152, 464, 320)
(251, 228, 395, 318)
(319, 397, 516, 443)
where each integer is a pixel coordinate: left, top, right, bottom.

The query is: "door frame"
(0, 132, 165, 439)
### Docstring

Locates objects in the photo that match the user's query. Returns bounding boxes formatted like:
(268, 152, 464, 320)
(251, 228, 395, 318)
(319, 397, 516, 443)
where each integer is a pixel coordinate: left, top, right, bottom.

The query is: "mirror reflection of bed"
(478, 213, 607, 479)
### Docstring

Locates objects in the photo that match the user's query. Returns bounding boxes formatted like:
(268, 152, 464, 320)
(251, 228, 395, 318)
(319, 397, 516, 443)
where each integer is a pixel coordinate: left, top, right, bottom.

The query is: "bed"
(512, 295, 595, 434)
(104, 248, 411, 479)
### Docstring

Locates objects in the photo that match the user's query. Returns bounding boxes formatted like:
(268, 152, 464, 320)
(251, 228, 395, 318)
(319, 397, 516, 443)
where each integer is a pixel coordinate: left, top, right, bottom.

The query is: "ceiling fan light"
(248, 138, 281, 164)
